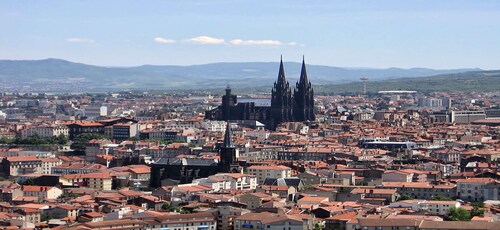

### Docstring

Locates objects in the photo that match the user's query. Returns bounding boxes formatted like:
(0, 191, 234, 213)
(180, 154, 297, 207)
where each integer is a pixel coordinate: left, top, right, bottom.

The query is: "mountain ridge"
(0, 58, 486, 92)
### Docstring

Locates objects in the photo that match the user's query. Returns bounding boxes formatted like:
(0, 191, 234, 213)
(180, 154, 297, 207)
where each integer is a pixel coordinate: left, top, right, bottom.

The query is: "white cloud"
(187, 36, 225, 44)
(230, 39, 282, 46)
(66, 38, 95, 43)
(287, 42, 297, 46)
(154, 37, 176, 44)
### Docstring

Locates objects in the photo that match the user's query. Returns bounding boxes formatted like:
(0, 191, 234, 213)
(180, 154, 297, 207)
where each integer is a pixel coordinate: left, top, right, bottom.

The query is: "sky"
(1, 0, 500, 69)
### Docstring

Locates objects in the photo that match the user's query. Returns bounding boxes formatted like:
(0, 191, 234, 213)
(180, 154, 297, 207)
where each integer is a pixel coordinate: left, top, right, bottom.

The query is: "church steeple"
(222, 122, 233, 148)
(294, 56, 315, 122)
(271, 55, 294, 129)
(299, 55, 308, 85)
(276, 55, 287, 90)
(219, 122, 240, 173)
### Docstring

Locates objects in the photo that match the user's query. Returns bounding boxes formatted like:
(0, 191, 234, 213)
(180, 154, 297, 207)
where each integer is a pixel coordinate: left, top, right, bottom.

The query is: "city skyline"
(2, 0, 500, 69)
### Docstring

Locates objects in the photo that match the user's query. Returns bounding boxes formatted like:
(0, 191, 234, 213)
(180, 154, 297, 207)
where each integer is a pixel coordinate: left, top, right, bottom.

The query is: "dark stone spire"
(294, 56, 315, 122)
(220, 122, 239, 173)
(299, 55, 308, 85)
(222, 122, 233, 148)
(276, 55, 287, 90)
(271, 55, 294, 129)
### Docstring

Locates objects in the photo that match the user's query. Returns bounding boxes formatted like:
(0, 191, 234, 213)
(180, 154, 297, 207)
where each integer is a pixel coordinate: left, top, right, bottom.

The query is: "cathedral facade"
(205, 57, 315, 129)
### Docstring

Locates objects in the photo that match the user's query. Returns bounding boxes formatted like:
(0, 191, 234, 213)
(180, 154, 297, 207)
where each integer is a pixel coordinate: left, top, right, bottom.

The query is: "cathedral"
(205, 57, 315, 129)
(150, 123, 239, 187)
(150, 57, 315, 187)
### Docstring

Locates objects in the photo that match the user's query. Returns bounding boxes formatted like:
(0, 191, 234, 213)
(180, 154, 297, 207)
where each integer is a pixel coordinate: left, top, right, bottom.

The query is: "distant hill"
(0, 58, 481, 92)
(315, 70, 500, 94)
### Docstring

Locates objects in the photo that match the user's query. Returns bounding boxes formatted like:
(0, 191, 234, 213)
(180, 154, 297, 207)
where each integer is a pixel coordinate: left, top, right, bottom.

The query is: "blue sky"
(1, 0, 500, 69)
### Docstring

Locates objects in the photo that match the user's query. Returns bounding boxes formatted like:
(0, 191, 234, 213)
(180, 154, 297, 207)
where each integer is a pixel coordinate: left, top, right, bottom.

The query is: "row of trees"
(0, 134, 68, 146)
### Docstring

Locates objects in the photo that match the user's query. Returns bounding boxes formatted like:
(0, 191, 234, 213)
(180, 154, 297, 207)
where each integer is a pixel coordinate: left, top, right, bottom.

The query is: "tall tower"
(360, 77, 368, 95)
(293, 56, 315, 121)
(221, 84, 237, 120)
(271, 56, 294, 128)
(219, 122, 240, 173)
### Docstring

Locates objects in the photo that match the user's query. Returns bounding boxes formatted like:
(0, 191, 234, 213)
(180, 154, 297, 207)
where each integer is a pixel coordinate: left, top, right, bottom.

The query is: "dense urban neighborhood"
(0, 62, 499, 230)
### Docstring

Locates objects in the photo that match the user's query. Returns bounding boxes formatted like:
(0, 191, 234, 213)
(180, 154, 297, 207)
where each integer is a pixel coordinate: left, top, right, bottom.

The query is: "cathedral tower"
(293, 56, 315, 121)
(271, 56, 294, 128)
(221, 84, 237, 121)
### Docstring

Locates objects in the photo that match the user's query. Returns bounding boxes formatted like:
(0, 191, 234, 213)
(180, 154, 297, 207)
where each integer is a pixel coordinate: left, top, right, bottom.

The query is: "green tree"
(40, 215, 50, 222)
(1, 134, 69, 146)
(55, 134, 69, 145)
(398, 194, 413, 201)
(313, 222, 324, 230)
(430, 196, 453, 201)
(128, 137, 139, 142)
(161, 203, 180, 212)
(70, 133, 108, 153)
(446, 207, 471, 221)
(180, 206, 197, 214)
(58, 193, 81, 200)
(471, 202, 485, 217)
(21, 178, 35, 185)
(0, 137, 14, 144)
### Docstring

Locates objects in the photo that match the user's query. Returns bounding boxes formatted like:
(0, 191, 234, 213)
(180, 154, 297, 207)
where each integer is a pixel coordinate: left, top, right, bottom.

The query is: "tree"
(1, 134, 69, 146)
(21, 178, 35, 185)
(70, 133, 108, 153)
(398, 194, 413, 201)
(446, 207, 471, 221)
(55, 134, 69, 145)
(471, 202, 485, 217)
(430, 196, 453, 201)
(128, 137, 139, 142)
(161, 203, 180, 212)
(376, 100, 389, 110)
(313, 222, 324, 230)
(180, 206, 197, 214)
(40, 215, 50, 222)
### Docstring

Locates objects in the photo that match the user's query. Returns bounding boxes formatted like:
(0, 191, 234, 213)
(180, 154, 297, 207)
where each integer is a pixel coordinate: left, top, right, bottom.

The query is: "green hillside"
(314, 70, 500, 94)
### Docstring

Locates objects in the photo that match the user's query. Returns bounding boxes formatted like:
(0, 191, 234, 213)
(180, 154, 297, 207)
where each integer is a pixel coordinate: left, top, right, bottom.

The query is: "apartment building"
(378, 182, 456, 200)
(51, 163, 106, 175)
(147, 212, 217, 230)
(234, 212, 308, 230)
(246, 165, 292, 184)
(456, 178, 498, 201)
(21, 185, 62, 202)
(382, 170, 413, 182)
(41, 158, 63, 174)
(112, 122, 139, 141)
(86, 173, 113, 191)
(451, 110, 486, 124)
(20, 125, 69, 139)
(2, 156, 43, 176)
(422, 200, 460, 216)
